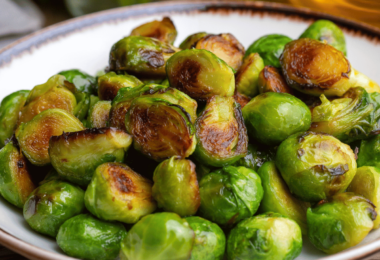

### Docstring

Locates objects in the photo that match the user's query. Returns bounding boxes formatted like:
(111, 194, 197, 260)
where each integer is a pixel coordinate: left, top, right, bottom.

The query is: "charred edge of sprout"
(50, 127, 120, 142)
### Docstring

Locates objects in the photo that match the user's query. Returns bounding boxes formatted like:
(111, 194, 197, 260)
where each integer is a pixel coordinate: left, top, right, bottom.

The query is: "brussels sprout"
(57, 214, 126, 260)
(245, 34, 292, 68)
(16, 109, 85, 166)
(166, 49, 235, 101)
(87, 100, 111, 128)
(307, 192, 376, 254)
(275, 131, 357, 202)
(233, 90, 251, 109)
(97, 71, 142, 101)
(0, 142, 35, 208)
(299, 19, 347, 55)
(193, 96, 248, 167)
(199, 166, 263, 226)
(19, 75, 77, 124)
(0, 90, 29, 147)
(49, 127, 132, 186)
(243, 92, 311, 145)
(125, 97, 196, 161)
(152, 156, 200, 216)
(109, 36, 180, 78)
(185, 216, 226, 260)
(58, 69, 97, 94)
(227, 213, 302, 260)
(39, 168, 61, 185)
(161, 78, 170, 87)
(120, 212, 194, 260)
(73, 92, 90, 121)
(23, 180, 84, 237)
(258, 65, 293, 94)
(233, 143, 276, 172)
(235, 53, 264, 98)
(193, 160, 212, 181)
(358, 135, 380, 168)
(130, 17, 177, 45)
(179, 32, 209, 49)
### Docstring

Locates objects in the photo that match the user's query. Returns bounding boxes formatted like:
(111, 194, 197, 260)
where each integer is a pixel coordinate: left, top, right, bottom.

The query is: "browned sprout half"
(97, 72, 142, 101)
(130, 17, 177, 45)
(258, 65, 293, 94)
(233, 90, 251, 109)
(87, 101, 112, 128)
(179, 32, 209, 50)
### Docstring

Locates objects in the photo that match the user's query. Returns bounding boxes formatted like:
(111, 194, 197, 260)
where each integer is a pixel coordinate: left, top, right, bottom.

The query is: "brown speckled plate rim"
(0, 1, 380, 259)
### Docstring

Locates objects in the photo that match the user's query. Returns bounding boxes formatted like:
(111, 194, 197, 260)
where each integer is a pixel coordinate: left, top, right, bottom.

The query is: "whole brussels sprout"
(194, 96, 248, 167)
(193, 159, 212, 180)
(242, 92, 311, 145)
(125, 97, 196, 161)
(16, 109, 85, 166)
(233, 90, 251, 109)
(233, 143, 276, 172)
(0, 90, 29, 147)
(0, 142, 35, 208)
(275, 131, 357, 202)
(120, 212, 194, 260)
(58, 69, 97, 94)
(49, 128, 132, 186)
(245, 34, 292, 68)
(299, 19, 347, 55)
(130, 17, 177, 45)
(87, 100, 111, 128)
(199, 166, 263, 226)
(307, 192, 376, 254)
(39, 168, 61, 185)
(358, 134, 380, 168)
(23, 180, 85, 237)
(57, 214, 127, 260)
(257, 65, 293, 94)
(166, 49, 235, 101)
(152, 156, 200, 216)
(185, 216, 226, 260)
(179, 32, 208, 49)
(73, 92, 90, 121)
(227, 212, 302, 260)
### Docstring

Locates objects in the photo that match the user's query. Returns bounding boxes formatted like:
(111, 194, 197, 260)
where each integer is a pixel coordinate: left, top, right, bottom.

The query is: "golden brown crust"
(233, 91, 251, 108)
(258, 65, 293, 94)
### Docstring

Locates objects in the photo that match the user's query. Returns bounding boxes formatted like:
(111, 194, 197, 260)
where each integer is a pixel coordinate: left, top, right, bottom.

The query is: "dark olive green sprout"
(227, 212, 302, 260)
(73, 92, 90, 121)
(120, 212, 194, 260)
(179, 32, 209, 49)
(299, 19, 347, 55)
(57, 214, 127, 260)
(275, 131, 357, 202)
(166, 49, 235, 101)
(16, 109, 85, 166)
(0, 90, 29, 147)
(87, 100, 111, 128)
(185, 216, 226, 260)
(23, 180, 85, 237)
(258, 65, 293, 94)
(161, 78, 170, 87)
(235, 53, 264, 98)
(307, 192, 376, 254)
(0, 142, 35, 208)
(130, 17, 177, 45)
(245, 34, 292, 68)
(49, 127, 132, 186)
(199, 166, 263, 226)
(243, 92, 311, 145)
(193, 160, 212, 180)
(58, 69, 97, 94)
(358, 134, 380, 168)
(152, 156, 200, 216)
(39, 168, 61, 185)
(233, 143, 276, 172)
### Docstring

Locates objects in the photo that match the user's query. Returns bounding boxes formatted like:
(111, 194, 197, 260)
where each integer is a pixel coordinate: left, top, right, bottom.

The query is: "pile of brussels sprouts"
(1, 17, 380, 260)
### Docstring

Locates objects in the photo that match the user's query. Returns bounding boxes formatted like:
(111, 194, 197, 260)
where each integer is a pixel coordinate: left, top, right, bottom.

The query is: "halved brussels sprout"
(179, 32, 209, 49)
(185, 216, 226, 260)
(358, 135, 380, 168)
(193, 96, 248, 167)
(245, 34, 292, 68)
(87, 100, 111, 128)
(233, 143, 276, 172)
(23, 180, 84, 237)
(258, 65, 293, 94)
(130, 17, 177, 45)
(0, 142, 35, 208)
(199, 166, 263, 226)
(152, 156, 200, 216)
(235, 53, 264, 98)
(0, 90, 29, 147)
(120, 212, 194, 260)
(307, 192, 376, 254)
(49, 127, 132, 186)
(73, 92, 90, 121)
(275, 131, 357, 202)
(243, 92, 311, 145)
(125, 97, 196, 161)
(16, 109, 85, 166)
(227, 212, 302, 260)
(58, 69, 97, 94)
(57, 214, 127, 260)
(166, 49, 235, 101)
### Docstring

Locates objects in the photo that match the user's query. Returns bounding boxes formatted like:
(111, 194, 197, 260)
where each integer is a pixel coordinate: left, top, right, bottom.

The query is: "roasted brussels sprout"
(152, 156, 200, 216)
(235, 53, 264, 98)
(227, 212, 302, 260)
(233, 90, 251, 109)
(57, 214, 127, 260)
(245, 34, 292, 68)
(166, 49, 235, 101)
(23, 180, 84, 237)
(199, 166, 263, 226)
(307, 192, 376, 254)
(0, 90, 29, 147)
(125, 97, 196, 161)
(16, 109, 85, 166)
(185, 216, 226, 260)
(275, 131, 357, 202)
(49, 128, 132, 186)
(120, 212, 194, 260)
(73, 92, 90, 121)
(39, 168, 61, 185)
(87, 100, 111, 128)
(161, 78, 170, 87)
(179, 32, 208, 49)
(130, 17, 177, 45)
(233, 143, 276, 172)
(58, 69, 97, 94)
(358, 134, 380, 168)
(243, 92, 311, 145)
(0, 142, 35, 208)
(258, 65, 293, 94)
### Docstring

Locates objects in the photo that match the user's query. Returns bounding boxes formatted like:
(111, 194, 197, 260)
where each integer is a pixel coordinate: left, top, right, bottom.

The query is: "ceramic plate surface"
(1, 1, 380, 260)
